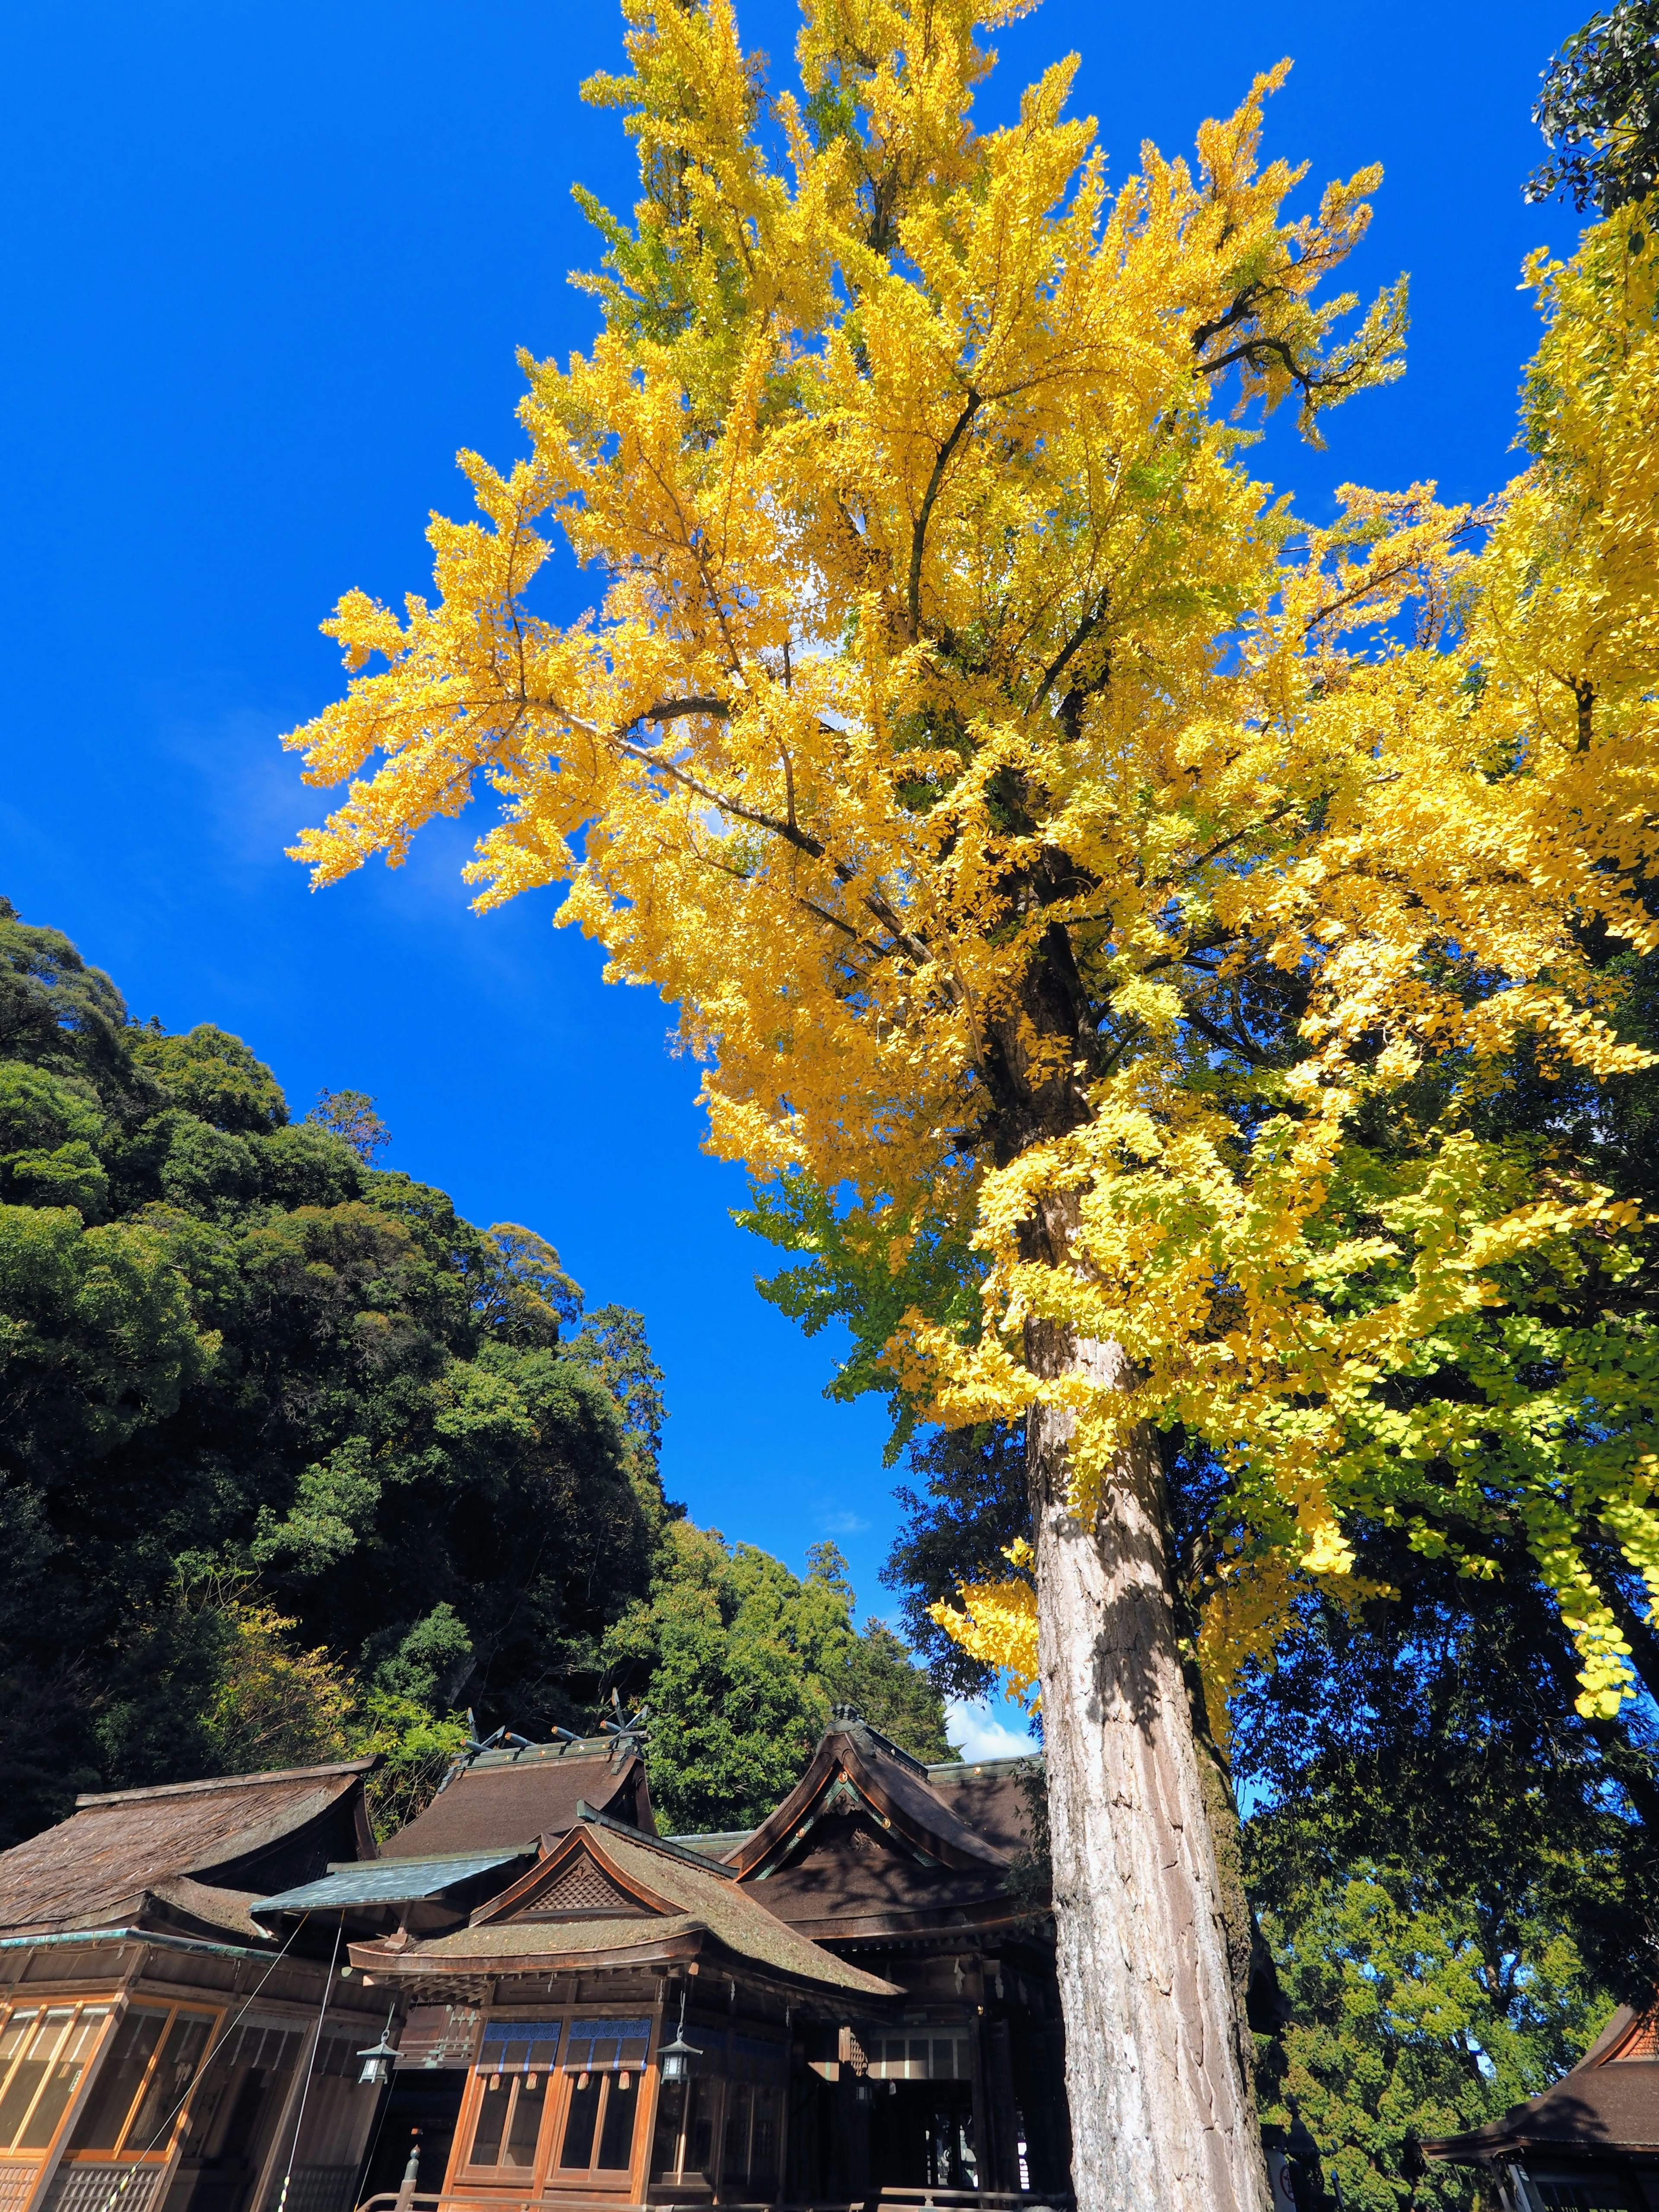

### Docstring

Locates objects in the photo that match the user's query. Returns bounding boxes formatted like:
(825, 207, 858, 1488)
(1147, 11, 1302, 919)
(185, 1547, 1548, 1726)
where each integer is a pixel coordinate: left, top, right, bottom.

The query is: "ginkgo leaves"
(283, 0, 1659, 1728)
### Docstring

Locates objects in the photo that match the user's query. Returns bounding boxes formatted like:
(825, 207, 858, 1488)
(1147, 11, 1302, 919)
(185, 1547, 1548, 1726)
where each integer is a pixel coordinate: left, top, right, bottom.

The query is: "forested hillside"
(0, 899, 949, 1846)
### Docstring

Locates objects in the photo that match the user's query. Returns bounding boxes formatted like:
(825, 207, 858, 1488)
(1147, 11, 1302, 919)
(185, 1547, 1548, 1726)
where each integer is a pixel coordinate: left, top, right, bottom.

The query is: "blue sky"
(0, 0, 1587, 1759)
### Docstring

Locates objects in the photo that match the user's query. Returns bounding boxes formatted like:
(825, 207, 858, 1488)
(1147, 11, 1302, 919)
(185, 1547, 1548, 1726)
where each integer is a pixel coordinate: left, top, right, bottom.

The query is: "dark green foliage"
(1236, 1548, 1646, 2203)
(1254, 1855, 1614, 2212)
(601, 1530, 954, 1834)
(883, 1421, 1032, 1700)
(0, 898, 669, 1843)
(308, 1088, 392, 1163)
(0, 897, 950, 1850)
(1527, 0, 1659, 211)
(1232, 1543, 1658, 2009)
(833, 1616, 956, 1761)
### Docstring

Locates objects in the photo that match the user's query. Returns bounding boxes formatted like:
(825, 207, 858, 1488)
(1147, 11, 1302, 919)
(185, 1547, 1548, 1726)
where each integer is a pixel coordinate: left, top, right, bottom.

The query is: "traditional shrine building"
(0, 1713, 1069, 2212)
(0, 1761, 394, 2212)
(318, 1709, 1071, 2206)
(1424, 2003, 1659, 2210)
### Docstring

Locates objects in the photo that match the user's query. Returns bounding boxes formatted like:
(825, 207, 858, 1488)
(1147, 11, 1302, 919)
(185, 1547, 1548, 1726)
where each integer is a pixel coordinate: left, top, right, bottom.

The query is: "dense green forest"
(0, 897, 951, 1847)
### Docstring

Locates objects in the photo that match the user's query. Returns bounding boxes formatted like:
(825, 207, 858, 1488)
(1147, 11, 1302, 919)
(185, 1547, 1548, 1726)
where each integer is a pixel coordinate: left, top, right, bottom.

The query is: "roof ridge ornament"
(597, 1690, 651, 1761)
(435, 1711, 578, 1794)
(826, 1707, 928, 1779)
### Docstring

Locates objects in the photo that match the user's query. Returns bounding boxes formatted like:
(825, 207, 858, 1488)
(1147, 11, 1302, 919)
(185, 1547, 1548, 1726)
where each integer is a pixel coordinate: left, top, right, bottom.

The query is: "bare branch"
(639, 696, 732, 725)
(1196, 332, 1315, 400)
(1300, 515, 1487, 635)
(613, 731, 824, 857)
(1180, 1000, 1269, 1067)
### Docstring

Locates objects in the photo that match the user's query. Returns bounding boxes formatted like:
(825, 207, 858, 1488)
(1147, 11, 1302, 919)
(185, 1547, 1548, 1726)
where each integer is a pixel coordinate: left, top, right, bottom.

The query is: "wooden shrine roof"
(350, 1815, 900, 2004)
(720, 1718, 1040, 1939)
(1426, 2006, 1659, 2162)
(0, 1759, 377, 1939)
(378, 1739, 651, 1859)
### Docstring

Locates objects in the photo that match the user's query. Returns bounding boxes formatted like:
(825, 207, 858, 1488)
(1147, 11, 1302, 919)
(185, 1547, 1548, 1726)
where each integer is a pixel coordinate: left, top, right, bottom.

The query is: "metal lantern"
(658, 1985, 702, 2083)
(357, 2012, 400, 2088)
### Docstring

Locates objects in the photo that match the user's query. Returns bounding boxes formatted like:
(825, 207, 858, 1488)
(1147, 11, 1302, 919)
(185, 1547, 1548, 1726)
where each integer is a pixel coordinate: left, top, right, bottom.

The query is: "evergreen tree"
(601, 1528, 953, 1833)
(0, 898, 666, 1839)
(0, 896, 950, 1844)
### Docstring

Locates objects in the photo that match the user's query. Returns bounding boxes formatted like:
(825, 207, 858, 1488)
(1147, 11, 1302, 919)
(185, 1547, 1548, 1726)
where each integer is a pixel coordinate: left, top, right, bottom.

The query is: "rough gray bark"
(1029, 1330, 1271, 2212)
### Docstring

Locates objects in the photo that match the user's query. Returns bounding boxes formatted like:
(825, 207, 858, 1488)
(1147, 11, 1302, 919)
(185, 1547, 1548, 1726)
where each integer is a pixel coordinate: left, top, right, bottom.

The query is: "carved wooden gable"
(474, 1831, 671, 1926)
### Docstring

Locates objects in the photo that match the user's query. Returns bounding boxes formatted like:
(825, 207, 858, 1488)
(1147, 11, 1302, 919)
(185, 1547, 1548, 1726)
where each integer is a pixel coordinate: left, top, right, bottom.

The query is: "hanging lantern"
(357, 2012, 400, 2088)
(658, 1984, 703, 2083)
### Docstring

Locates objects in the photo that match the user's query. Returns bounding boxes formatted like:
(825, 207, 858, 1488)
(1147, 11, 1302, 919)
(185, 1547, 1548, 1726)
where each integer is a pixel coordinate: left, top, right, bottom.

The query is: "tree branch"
(1181, 1000, 1269, 1067)
(1032, 587, 1110, 718)
(1196, 332, 1315, 400)
(909, 391, 982, 639)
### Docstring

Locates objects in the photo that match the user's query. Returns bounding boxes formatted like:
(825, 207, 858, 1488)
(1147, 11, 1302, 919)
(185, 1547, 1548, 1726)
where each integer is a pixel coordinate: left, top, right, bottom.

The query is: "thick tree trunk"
(1029, 1330, 1270, 2212)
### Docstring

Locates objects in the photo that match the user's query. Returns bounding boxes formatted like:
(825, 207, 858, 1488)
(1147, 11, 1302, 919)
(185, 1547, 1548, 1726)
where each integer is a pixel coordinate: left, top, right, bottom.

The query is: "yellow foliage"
(930, 1538, 1040, 1705)
(283, 3, 1659, 1725)
(207, 1593, 356, 1772)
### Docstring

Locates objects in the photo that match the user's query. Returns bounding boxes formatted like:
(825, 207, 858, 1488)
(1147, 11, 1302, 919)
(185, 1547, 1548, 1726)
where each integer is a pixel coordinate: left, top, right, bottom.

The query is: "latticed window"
(0, 2007, 112, 2156)
(464, 2021, 561, 2171)
(460, 2014, 653, 2184)
(65, 2005, 213, 2161)
(866, 2033, 973, 2082)
(556, 2019, 650, 2177)
(648, 2025, 786, 2193)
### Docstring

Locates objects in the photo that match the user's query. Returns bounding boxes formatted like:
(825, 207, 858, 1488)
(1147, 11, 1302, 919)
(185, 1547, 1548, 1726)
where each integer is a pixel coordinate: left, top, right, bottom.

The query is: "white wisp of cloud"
(946, 1697, 1038, 1764)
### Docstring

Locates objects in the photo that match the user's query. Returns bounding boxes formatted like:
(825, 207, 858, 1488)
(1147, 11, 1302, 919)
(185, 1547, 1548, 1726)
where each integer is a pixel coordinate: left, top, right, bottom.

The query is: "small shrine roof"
(351, 1815, 899, 2003)
(255, 1848, 527, 1915)
(728, 1715, 1020, 1883)
(378, 1739, 649, 1859)
(1426, 2006, 1659, 2161)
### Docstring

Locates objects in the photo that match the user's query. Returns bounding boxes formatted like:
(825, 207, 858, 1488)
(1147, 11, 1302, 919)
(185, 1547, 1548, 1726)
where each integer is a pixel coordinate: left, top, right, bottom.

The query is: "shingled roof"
(922, 1755, 1037, 1859)
(0, 1760, 377, 1940)
(378, 1739, 651, 1859)
(350, 1814, 899, 2008)
(719, 1716, 1036, 1943)
(729, 1715, 1012, 1881)
(1426, 2005, 1659, 2163)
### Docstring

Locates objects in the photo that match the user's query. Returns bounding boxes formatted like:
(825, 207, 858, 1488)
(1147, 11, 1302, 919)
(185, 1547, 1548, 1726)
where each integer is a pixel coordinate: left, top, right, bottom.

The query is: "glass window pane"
(68, 2008, 168, 2153)
(0, 2015, 47, 2149)
(0, 2015, 74, 2151)
(719, 2081, 751, 2188)
(123, 2015, 210, 2155)
(17, 2012, 108, 2152)
(559, 2075, 602, 2169)
(0, 2014, 36, 2082)
(750, 2083, 779, 2193)
(468, 2079, 511, 2167)
(502, 2077, 547, 2169)
(649, 2079, 686, 2183)
(597, 2073, 639, 2172)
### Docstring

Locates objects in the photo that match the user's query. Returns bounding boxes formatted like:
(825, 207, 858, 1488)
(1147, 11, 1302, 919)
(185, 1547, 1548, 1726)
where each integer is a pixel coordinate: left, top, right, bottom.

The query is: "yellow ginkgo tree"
(281, 4, 1659, 2206)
